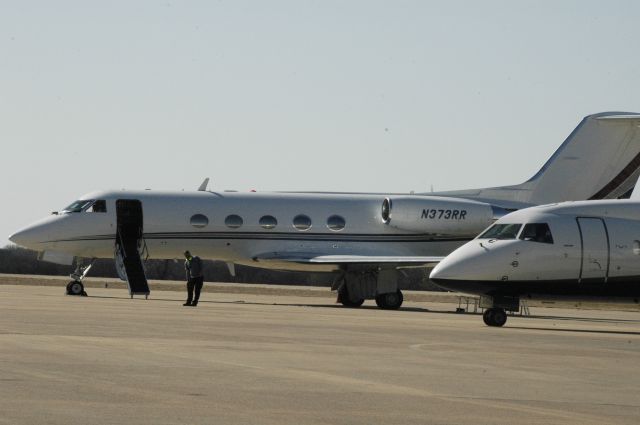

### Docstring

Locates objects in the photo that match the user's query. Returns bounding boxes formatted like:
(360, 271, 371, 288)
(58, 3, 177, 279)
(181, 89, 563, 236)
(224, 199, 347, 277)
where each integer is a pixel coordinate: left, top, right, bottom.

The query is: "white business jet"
(430, 199, 640, 327)
(10, 112, 640, 308)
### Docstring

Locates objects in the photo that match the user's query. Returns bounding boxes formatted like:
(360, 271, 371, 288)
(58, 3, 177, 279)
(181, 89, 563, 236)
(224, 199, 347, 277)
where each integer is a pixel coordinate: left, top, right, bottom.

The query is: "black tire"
(491, 309, 507, 327)
(482, 309, 494, 326)
(68, 281, 84, 296)
(341, 297, 365, 308)
(377, 290, 403, 310)
(483, 308, 507, 327)
(66, 281, 74, 294)
(338, 285, 364, 308)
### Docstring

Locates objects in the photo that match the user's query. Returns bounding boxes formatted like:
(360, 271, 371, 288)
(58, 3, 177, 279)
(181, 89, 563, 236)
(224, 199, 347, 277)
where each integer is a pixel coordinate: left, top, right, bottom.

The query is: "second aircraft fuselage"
(431, 200, 640, 300)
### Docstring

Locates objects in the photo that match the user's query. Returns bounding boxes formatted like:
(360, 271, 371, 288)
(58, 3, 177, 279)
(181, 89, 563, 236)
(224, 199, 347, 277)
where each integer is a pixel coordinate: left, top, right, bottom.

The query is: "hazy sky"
(2, 1, 640, 245)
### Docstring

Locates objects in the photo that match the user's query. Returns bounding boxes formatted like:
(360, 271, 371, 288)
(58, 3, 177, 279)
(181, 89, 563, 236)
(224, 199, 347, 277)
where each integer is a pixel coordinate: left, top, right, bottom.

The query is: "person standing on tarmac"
(183, 250, 204, 307)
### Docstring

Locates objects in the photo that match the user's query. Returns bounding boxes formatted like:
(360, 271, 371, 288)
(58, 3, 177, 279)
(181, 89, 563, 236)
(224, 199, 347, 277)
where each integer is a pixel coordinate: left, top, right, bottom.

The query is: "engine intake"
(381, 198, 392, 224)
(381, 196, 495, 236)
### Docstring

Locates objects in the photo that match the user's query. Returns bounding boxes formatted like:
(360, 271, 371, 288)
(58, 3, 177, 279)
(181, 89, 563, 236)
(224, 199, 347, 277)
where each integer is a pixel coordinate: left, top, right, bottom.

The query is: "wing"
(253, 252, 444, 267)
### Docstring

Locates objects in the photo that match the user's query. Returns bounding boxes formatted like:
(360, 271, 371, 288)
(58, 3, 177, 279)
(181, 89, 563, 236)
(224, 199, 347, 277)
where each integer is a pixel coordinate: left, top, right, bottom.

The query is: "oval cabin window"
(225, 214, 243, 229)
(259, 215, 278, 229)
(293, 214, 312, 231)
(327, 215, 346, 231)
(190, 214, 209, 228)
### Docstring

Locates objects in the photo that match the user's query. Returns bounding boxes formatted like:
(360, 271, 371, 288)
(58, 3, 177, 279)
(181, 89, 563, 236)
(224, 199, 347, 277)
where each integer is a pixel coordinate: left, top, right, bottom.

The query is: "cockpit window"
(479, 223, 522, 240)
(89, 200, 107, 213)
(62, 200, 95, 213)
(519, 223, 554, 244)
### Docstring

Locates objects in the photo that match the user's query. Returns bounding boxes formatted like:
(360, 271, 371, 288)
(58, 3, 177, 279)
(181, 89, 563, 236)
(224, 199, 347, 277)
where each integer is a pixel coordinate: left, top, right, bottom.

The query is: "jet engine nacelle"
(381, 196, 495, 236)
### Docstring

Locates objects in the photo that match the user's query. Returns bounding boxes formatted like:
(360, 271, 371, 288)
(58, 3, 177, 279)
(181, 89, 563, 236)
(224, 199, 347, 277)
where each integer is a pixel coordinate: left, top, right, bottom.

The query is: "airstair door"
(116, 199, 150, 297)
(577, 217, 609, 283)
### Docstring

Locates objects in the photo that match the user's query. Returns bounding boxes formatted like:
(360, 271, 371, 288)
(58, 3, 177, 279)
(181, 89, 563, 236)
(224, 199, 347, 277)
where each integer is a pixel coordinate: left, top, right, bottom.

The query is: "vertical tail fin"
(433, 112, 640, 206)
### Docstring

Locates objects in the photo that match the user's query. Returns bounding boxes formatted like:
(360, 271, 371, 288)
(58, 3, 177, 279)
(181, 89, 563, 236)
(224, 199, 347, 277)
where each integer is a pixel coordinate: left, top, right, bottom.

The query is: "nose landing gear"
(66, 280, 86, 296)
(66, 258, 95, 296)
(479, 295, 519, 327)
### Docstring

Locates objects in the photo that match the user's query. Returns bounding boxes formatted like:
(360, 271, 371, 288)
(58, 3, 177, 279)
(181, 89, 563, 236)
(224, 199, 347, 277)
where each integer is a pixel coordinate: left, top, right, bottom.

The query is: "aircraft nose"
(430, 243, 478, 282)
(430, 240, 502, 294)
(430, 256, 465, 283)
(9, 227, 39, 249)
(429, 261, 450, 281)
(9, 220, 53, 250)
(430, 253, 482, 294)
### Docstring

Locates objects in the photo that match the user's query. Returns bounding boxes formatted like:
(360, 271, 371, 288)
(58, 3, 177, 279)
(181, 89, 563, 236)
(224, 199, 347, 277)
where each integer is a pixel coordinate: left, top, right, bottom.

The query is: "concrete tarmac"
(1, 284, 639, 425)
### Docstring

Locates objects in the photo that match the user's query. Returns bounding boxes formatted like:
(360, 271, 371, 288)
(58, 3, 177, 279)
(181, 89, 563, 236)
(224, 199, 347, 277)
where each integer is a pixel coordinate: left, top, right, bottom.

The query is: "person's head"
(184, 250, 192, 260)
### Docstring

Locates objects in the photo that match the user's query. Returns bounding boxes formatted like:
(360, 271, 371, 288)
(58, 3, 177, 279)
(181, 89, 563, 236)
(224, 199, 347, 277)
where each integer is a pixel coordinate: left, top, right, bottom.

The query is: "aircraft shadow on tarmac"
(507, 326, 640, 336)
(85, 294, 640, 334)
(86, 293, 435, 312)
(526, 314, 640, 324)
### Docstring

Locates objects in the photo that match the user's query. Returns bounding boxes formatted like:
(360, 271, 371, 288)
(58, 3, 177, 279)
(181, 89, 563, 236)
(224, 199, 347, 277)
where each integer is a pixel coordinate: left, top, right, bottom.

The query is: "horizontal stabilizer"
(595, 114, 640, 120)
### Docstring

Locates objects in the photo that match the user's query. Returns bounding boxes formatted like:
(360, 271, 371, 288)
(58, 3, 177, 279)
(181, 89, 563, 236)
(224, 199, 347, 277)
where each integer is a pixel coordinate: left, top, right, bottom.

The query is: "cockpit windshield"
(519, 223, 554, 244)
(478, 223, 522, 240)
(62, 200, 95, 213)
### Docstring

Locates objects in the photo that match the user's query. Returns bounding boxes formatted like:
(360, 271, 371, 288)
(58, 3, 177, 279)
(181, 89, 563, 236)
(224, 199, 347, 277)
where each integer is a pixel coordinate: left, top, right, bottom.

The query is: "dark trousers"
(186, 276, 204, 304)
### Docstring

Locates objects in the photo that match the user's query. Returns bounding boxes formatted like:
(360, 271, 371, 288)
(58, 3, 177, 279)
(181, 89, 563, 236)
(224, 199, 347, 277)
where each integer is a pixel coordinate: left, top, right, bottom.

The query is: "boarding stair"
(115, 199, 150, 298)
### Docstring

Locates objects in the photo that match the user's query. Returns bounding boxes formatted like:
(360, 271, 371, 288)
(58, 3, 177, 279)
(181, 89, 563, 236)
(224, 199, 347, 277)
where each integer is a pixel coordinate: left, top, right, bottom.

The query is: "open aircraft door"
(115, 199, 150, 298)
(576, 217, 610, 283)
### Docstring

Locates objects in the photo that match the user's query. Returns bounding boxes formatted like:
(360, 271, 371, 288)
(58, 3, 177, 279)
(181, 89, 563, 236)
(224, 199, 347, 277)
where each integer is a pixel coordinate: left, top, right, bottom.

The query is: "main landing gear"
(334, 267, 404, 310)
(66, 258, 95, 297)
(337, 285, 404, 309)
(375, 290, 404, 310)
(337, 285, 365, 308)
(482, 308, 508, 327)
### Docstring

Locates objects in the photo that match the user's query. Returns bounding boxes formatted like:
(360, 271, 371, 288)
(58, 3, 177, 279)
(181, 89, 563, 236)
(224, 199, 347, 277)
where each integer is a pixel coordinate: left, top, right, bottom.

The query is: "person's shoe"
(183, 302, 192, 306)
(191, 302, 198, 307)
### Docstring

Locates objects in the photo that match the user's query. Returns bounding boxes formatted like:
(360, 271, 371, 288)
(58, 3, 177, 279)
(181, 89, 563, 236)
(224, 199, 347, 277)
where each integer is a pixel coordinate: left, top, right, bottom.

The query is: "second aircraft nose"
(430, 239, 521, 296)
(430, 240, 486, 281)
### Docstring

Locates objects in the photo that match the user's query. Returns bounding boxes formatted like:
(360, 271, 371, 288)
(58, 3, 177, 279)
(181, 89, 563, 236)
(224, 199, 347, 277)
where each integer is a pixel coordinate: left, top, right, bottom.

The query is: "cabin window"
(225, 214, 243, 229)
(479, 223, 522, 240)
(259, 215, 278, 229)
(89, 200, 107, 213)
(293, 214, 312, 231)
(62, 200, 95, 213)
(519, 223, 554, 244)
(327, 215, 346, 231)
(190, 214, 209, 228)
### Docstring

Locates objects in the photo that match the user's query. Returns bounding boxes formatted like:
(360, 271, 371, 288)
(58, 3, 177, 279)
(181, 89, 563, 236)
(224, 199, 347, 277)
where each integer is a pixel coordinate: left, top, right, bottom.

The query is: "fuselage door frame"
(576, 217, 610, 283)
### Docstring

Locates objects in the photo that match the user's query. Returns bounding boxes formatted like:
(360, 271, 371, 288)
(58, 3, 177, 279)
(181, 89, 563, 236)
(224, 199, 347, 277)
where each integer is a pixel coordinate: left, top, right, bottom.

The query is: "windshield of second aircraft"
(478, 223, 522, 240)
(62, 200, 95, 213)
